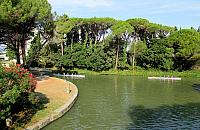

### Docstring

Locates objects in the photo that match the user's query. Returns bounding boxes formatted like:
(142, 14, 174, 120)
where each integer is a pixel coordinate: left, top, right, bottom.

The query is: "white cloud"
(48, 0, 114, 9)
(148, 1, 200, 14)
(70, 0, 113, 8)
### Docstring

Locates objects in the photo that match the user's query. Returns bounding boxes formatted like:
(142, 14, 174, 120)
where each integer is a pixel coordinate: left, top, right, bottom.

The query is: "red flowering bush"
(0, 64, 37, 128)
(3, 64, 37, 92)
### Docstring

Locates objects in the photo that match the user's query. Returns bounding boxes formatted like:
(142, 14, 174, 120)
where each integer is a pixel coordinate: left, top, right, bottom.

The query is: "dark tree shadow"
(0, 92, 49, 130)
(17, 92, 49, 129)
(30, 69, 51, 81)
(35, 92, 50, 107)
(30, 69, 52, 77)
(35, 75, 50, 81)
(127, 103, 200, 129)
(193, 84, 200, 92)
(30, 68, 79, 80)
(51, 70, 78, 75)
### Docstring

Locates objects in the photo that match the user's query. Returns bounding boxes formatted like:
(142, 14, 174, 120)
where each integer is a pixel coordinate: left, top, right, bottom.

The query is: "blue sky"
(48, 0, 200, 28)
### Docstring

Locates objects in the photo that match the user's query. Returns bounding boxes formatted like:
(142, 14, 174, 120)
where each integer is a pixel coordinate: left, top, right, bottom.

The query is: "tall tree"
(0, 0, 54, 66)
(55, 14, 74, 54)
(128, 40, 146, 70)
(55, 17, 116, 50)
(127, 18, 174, 47)
(111, 21, 133, 70)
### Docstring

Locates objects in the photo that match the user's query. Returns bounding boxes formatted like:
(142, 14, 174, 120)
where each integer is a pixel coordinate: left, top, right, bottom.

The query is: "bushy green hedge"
(54, 44, 115, 71)
(0, 64, 37, 129)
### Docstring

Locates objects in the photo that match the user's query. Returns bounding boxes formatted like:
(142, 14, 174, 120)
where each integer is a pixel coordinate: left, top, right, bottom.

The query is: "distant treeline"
(27, 16, 200, 71)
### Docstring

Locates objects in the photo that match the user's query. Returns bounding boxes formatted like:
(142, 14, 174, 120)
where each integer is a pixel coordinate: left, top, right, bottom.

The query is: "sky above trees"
(49, 0, 200, 28)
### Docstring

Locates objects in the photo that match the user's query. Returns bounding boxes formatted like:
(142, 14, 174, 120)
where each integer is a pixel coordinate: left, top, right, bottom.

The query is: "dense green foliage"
(1, 1, 200, 72)
(1, 1, 200, 128)
(0, 1, 54, 129)
(6, 49, 15, 60)
(138, 29, 200, 71)
(138, 39, 174, 70)
(27, 34, 42, 64)
(167, 29, 200, 70)
(31, 16, 200, 72)
(0, 0, 54, 65)
(0, 64, 37, 129)
(54, 44, 114, 71)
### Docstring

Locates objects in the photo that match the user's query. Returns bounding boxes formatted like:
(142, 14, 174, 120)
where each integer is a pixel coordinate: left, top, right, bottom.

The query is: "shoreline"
(72, 69, 200, 78)
(26, 77, 78, 130)
(33, 68, 200, 78)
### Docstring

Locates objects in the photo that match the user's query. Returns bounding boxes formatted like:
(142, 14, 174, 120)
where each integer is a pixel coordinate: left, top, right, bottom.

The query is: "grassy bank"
(73, 68, 200, 78)
(39, 67, 200, 78)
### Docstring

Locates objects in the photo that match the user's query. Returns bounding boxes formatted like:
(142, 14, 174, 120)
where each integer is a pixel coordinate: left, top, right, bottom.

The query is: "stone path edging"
(26, 78, 78, 130)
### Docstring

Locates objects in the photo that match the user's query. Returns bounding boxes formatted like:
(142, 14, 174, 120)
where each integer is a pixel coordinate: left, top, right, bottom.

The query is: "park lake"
(43, 75, 200, 129)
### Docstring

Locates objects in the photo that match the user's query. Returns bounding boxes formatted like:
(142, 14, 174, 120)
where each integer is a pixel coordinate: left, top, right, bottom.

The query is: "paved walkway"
(26, 77, 78, 129)
(35, 77, 74, 105)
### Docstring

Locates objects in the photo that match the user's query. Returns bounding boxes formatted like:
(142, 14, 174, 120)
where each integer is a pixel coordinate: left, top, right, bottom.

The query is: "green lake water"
(43, 75, 200, 129)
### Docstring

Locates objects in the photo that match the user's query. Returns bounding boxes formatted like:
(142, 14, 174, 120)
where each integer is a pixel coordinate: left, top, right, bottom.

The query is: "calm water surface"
(43, 75, 200, 129)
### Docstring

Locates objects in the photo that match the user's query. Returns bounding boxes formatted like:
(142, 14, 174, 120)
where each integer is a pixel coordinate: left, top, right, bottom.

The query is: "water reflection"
(114, 75, 118, 97)
(127, 103, 200, 129)
(43, 76, 200, 130)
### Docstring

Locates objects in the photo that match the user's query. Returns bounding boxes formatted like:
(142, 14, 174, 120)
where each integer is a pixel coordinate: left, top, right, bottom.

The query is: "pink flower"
(29, 73, 33, 78)
(16, 64, 21, 67)
(20, 68, 25, 71)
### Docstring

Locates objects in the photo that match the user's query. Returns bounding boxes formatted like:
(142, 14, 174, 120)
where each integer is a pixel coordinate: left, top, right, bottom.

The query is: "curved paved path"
(36, 77, 74, 104)
(26, 77, 78, 130)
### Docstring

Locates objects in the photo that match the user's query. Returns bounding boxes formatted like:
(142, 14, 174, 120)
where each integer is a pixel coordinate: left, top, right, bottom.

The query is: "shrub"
(0, 64, 37, 129)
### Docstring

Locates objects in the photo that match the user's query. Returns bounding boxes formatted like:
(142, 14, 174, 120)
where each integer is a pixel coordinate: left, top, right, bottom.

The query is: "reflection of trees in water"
(127, 103, 200, 129)
(114, 76, 118, 97)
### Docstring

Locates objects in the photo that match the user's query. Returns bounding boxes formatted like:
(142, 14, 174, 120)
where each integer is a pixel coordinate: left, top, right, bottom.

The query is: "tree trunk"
(89, 38, 93, 48)
(15, 41, 20, 64)
(132, 42, 136, 70)
(84, 32, 88, 48)
(61, 42, 64, 56)
(102, 33, 105, 46)
(123, 41, 128, 64)
(21, 42, 26, 66)
(78, 28, 81, 42)
(71, 34, 73, 50)
(115, 44, 119, 70)
(71, 41, 73, 50)
(16, 52, 20, 64)
(94, 38, 97, 47)
(132, 55, 135, 70)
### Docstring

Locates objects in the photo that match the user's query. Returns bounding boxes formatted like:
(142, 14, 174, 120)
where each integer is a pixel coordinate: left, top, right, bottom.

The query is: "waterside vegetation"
(60, 68, 200, 78)
(1, 0, 200, 129)
(27, 17, 200, 75)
